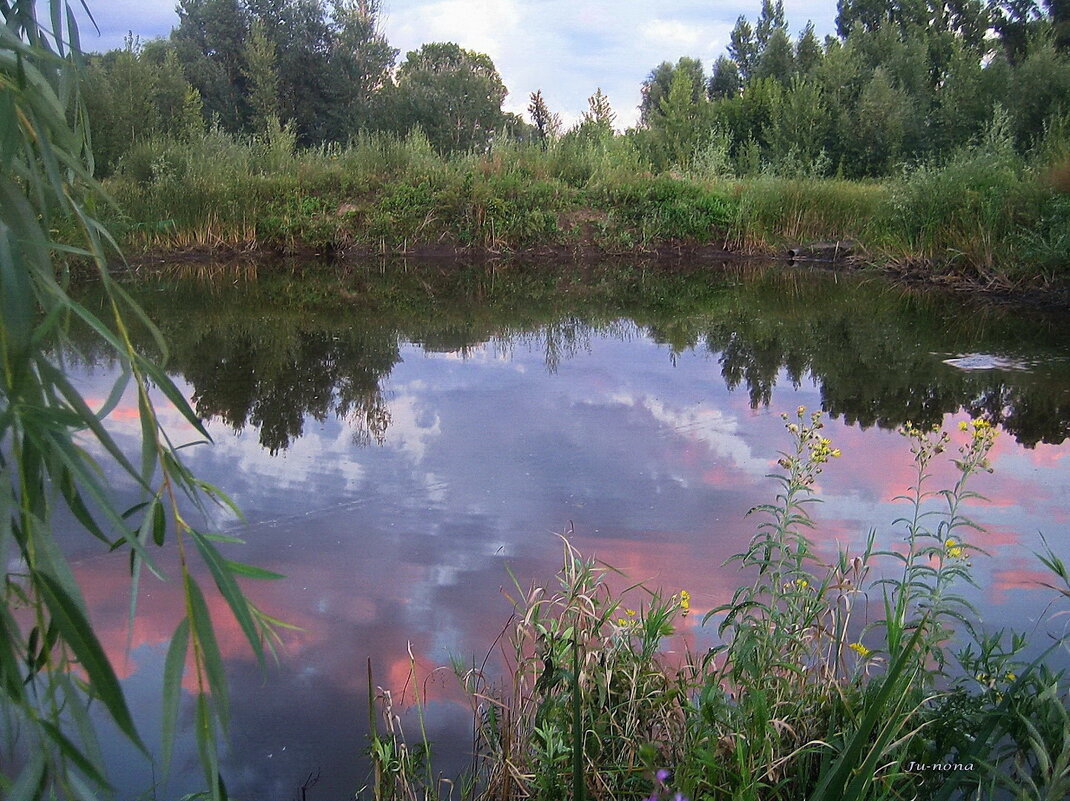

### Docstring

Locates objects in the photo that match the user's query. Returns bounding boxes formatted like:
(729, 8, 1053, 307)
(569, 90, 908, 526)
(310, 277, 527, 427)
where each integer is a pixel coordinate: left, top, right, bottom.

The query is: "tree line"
(84, 0, 1070, 177)
(636, 0, 1070, 176)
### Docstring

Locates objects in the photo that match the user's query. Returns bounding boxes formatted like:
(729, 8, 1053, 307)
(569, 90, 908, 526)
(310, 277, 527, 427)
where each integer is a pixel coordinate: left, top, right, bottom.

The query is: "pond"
(60, 260, 1070, 800)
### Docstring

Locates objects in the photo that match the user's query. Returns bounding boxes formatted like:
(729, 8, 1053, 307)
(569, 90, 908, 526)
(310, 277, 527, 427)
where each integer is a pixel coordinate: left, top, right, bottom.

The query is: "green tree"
(243, 18, 280, 130)
(931, 38, 997, 151)
(394, 42, 508, 152)
(851, 67, 912, 174)
(572, 88, 616, 141)
(640, 57, 706, 125)
(528, 89, 562, 147)
(82, 38, 203, 173)
(947, 0, 992, 54)
(765, 77, 830, 171)
(755, 26, 796, 84)
(269, 0, 335, 142)
(84, 37, 157, 169)
(650, 68, 712, 167)
(813, 38, 867, 170)
(325, 0, 398, 137)
(795, 22, 824, 75)
(756, 0, 788, 49)
(836, 0, 892, 36)
(2, 2, 275, 799)
(173, 0, 250, 129)
(1049, 0, 1070, 51)
(990, 0, 1043, 63)
(1008, 38, 1070, 145)
(710, 55, 742, 98)
(729, 16, 759, 83)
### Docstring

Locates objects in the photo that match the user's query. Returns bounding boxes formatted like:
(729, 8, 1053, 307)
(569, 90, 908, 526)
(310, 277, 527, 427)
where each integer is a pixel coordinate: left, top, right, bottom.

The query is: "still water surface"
(62, 262, 1070, 800)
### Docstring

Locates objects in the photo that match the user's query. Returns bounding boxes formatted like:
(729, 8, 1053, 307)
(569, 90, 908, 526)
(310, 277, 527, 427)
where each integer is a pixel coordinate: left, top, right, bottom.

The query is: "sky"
(71, 0, 840, 128)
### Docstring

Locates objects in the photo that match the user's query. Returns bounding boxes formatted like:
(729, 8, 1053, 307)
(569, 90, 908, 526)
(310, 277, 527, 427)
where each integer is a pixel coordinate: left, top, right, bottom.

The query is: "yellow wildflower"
(1005, 672, 1017, 682)
(959, 421, 969, 431)
(679, 590, 691, 611)
(626, 608, 636, 616)
(849, 642, 871, 658)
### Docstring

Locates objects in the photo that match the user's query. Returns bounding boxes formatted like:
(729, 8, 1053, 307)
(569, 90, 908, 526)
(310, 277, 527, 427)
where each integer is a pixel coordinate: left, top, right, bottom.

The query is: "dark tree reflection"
(69, 262, 1070, 450)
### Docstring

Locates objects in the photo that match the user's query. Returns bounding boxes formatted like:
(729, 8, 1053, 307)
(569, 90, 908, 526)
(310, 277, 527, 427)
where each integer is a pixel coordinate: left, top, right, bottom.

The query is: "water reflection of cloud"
(55, 322, 1070, 801)
(382, 392, 442, 464)
(610, 392, 769, 478)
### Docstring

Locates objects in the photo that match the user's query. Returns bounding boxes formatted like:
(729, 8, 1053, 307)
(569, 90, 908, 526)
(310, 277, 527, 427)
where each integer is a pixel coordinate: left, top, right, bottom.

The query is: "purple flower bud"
(656, 768, 670, 783)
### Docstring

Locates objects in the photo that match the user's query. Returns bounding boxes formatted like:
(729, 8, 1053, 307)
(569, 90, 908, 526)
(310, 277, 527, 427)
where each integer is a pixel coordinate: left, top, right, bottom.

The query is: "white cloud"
(644, 19, 707, 51)
(608, 391, 769, 477)
(384, 0, 766, 128)
(68, 0, 842, 128)
(384, 393, 442, 464)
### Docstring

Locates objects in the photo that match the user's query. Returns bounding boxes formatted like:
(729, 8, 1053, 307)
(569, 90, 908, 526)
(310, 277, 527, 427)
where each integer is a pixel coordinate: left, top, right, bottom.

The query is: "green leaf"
(141, 357, 212, 440)
(34, 570, 146, 754)
(152, 496, 166, 546)
(223, 560, 284, 580)
(808, 621, 928, 801)
(38, 719, 112, 791)
(36, 358, 148, 490)
(162, 617, 190, 779)
(191, 530, 266, 670)
(195, 692, 226, 801)
(58, 466, 111, 545)
(184, 573, 230, 729)
(6, 750, 46, 801)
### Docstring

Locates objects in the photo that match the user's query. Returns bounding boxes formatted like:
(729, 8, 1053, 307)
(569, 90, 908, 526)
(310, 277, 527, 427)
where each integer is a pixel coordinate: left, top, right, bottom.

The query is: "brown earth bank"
(105, 240, 1070, 311)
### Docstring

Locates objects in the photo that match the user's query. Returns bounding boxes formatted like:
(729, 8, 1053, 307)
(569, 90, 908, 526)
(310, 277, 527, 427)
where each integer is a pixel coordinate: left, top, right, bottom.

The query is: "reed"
(365, 410, 1070, 800)
(98, 128, 1069, 284)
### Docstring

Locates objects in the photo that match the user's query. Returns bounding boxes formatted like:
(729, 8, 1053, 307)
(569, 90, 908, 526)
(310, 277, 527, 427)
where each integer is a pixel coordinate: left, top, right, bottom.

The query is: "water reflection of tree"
(171, 322, 396, 453)
(70, 265, 1070, 451)
(639, 273, 1070, 447)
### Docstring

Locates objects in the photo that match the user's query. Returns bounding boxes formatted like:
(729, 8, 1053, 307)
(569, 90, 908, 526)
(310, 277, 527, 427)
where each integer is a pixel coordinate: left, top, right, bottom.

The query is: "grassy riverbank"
(365, 413, 1070, 801)
(99, 124, 1070, 292)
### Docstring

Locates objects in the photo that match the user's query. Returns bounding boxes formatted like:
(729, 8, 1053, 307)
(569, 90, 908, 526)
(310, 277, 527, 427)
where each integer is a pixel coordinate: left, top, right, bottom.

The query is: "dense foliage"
(80, 0, 1070, 179)
(1, 2, 277, 798)
(635, 0, 1070, 175)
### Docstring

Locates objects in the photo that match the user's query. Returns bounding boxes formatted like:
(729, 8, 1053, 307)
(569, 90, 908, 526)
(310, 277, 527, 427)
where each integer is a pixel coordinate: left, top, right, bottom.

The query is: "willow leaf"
(191, 529, 266, 670)
(34, 571, 146, 754)
(161, 616, 190, 779)
(185, 573, 230, 729)
(38, 719, 112, 791)
(6, 751, 46, 801)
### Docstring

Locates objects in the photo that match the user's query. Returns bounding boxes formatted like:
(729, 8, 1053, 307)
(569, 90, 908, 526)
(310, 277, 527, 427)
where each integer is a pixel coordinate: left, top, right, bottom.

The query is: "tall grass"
(366, 410, 1070, 800)
(96, 120, 1070, 283)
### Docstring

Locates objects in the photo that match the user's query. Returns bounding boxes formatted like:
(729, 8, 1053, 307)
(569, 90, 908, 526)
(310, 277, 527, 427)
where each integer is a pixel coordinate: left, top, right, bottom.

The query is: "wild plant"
(367, 410, 1070, 801)
(365, 652, 448, 801)
(877, 420, 995, 672)
(450, 537, 689, 800)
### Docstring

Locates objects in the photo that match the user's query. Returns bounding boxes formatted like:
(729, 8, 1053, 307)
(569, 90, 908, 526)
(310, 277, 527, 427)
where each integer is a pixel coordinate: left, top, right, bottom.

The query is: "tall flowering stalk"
(878, 418, 997, 668)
